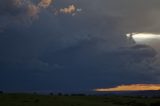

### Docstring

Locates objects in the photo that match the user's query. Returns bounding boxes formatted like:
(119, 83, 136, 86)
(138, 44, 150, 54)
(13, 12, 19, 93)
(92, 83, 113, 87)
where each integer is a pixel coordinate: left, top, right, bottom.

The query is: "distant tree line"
(0, 90, 3, 94)
(49, 92, 86, 96)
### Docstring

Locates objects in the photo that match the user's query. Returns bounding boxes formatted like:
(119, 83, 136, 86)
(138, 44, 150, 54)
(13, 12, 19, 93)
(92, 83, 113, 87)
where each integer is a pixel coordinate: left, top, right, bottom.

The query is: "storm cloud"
(0, 0, 160, 92)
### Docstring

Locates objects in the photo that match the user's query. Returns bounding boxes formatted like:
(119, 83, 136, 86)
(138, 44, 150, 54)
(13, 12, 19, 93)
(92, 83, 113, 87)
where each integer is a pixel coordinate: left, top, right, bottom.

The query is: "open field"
(0, 93, 160, 106)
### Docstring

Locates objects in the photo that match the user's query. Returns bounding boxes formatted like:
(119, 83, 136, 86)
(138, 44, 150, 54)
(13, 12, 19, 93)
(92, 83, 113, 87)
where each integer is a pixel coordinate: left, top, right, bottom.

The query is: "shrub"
(49, 92, 54, 96)
(71, 94, 86, 96)
(58, 92, 63, 96)
(64, 94, 69, 96)
(0, 91, 3, 94)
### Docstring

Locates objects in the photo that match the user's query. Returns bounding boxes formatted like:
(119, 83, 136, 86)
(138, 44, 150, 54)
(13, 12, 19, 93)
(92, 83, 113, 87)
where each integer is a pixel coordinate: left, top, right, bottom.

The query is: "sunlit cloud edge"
(94, 84, 160, 92)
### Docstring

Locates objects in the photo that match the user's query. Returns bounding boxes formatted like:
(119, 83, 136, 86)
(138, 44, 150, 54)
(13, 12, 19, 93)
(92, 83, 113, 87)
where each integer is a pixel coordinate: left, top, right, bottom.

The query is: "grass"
(0, 93, 160, 106)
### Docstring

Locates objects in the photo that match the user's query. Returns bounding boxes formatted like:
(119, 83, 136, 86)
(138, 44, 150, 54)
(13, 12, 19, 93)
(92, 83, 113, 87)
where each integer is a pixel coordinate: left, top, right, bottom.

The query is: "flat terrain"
(0, 93, 160, 106)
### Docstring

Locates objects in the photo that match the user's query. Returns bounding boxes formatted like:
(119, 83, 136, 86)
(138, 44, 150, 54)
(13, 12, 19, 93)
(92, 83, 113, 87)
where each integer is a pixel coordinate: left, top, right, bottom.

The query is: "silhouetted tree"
(49, 92, 54, 96)
(64, 94, 69, 96)
(58, 92, 62, 96)
(0, 91, 3, 94)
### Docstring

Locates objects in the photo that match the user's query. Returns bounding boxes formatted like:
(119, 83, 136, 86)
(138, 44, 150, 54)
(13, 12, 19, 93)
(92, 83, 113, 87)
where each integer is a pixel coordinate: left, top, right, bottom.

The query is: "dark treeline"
(0, 90, 3, 94)
(48, 92, 86, 96)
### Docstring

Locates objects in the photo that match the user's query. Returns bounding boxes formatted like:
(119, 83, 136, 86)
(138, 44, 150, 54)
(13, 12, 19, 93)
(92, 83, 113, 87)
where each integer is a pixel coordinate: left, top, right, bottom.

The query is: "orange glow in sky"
(95, 84, 160, 92)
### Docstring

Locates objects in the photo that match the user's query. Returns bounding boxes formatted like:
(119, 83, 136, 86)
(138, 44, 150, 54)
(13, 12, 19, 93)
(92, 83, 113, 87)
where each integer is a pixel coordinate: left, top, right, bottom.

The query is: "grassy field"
(0, 93, 160, 106)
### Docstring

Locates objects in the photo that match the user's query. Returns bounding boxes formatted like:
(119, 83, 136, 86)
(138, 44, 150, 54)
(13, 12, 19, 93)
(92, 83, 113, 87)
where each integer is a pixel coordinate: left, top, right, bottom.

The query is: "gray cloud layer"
(82, 0, 160, 33)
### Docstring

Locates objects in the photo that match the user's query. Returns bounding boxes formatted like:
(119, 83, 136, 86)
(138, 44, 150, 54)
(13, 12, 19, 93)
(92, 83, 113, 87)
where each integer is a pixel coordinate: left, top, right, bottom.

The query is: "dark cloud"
(117, 45, 157, 62)
(35, 42, 157, 90)
(80, 0, 160, 33)
(0, 0, 160, 92)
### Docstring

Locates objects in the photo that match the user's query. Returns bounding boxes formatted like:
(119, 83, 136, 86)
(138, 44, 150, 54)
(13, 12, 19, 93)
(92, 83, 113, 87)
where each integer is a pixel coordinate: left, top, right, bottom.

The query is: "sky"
(1, 0, 160, 93)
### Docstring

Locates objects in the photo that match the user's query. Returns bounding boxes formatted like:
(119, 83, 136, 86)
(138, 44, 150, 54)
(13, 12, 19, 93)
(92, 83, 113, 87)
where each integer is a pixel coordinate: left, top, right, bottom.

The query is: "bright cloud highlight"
(95, 84, 160, 92)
